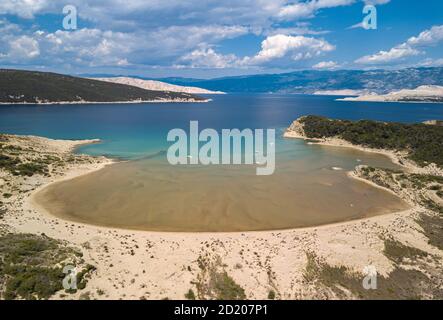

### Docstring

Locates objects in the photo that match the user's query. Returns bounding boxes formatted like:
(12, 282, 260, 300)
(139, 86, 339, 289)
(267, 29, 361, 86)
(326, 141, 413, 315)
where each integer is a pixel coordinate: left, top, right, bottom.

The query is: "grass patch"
(303, 252, 436, 299)
(0, 152, 49, 177)
(13, 162, 48, 177)
(383, 239, 428, 265)
(195, 255, 246, 300)
(416, 214, 443, 251)
(267, 290, 276, 300)
(185, 289, 196, 300)
(0, 233, 92, 300)
(210, 271, 246, 300)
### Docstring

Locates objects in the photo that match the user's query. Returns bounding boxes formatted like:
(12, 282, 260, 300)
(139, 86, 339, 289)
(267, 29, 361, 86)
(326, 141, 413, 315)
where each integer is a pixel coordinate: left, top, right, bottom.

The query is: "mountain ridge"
(82, 67, 443, 94)
(92, 77, 224, 95)
(0, 69, 206, 104)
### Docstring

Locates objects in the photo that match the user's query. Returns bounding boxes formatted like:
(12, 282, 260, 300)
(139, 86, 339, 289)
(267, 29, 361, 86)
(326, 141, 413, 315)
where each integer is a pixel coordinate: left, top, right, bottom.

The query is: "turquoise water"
(1, 94, 442, 159)
(5, 94, 439, 231)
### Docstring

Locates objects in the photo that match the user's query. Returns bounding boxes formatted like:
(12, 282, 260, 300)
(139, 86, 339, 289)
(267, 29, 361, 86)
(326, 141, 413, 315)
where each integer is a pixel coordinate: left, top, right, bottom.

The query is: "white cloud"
(0, 23, 249, 68)
(0, 0, 399, 71)
(0, 0, 52, 18)
(364, 0, 391, 5)
(178, 34, 336, 69)
(277, 0, 380, 21)
(264, 23, 330, 36)
(356, 25, 443, 65)
(356, 44, 421, 65)
(244, 34, 335, 65)
(9, 36, 40, 59)
(180, 47, 238, 68)
(312, 60, 339, 70)
(406, 25, 443, 47)
(418, 58, 443, 67)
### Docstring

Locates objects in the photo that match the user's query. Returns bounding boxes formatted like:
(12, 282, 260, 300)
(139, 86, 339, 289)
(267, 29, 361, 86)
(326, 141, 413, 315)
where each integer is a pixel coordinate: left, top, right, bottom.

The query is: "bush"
(185, 289, 196, 300)
(0, 233, 92, 300)
(300, 116, 443, 168)
(268, 290, 276, 300)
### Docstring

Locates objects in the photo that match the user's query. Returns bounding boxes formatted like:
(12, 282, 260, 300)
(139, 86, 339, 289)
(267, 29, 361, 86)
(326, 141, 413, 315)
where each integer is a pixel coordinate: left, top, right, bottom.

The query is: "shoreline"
(0, 99, 211, 105)
(1, 133, 442, 299)
(336, 98, 443, 104)
(29, 136, 410, 235)
(283, 123, 443, 176)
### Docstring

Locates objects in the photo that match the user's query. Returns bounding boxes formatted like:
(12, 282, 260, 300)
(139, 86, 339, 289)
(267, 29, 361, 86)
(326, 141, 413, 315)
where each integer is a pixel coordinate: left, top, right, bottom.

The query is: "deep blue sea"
(0, 94, 442, 159)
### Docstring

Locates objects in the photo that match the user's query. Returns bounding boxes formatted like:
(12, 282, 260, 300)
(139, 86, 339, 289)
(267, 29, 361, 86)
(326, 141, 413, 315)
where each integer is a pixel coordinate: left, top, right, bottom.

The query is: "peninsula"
(0, 69, 207, 104)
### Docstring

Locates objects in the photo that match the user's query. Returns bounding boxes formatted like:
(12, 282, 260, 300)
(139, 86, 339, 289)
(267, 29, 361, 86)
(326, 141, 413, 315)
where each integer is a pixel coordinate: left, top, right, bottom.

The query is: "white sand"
(1, 133, 442, 300)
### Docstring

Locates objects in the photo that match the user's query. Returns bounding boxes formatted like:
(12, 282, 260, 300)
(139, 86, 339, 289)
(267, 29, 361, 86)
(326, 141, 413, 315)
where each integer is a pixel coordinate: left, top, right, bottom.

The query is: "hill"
(289, 115, 443, 168)
(92, 77, 224, 94)
(157, 67, 443, 94)
(339, 85, 443, 103)
(0, 69, 206, 104)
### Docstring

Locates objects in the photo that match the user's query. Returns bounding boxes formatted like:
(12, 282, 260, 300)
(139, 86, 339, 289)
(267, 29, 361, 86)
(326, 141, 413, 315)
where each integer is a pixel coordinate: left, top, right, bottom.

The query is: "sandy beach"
(1, 131, 442, 300)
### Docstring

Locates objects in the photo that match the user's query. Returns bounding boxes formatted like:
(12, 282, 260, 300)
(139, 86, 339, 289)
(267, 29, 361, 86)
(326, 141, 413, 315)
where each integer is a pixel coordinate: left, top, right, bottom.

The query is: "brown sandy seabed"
(0, 133, 442, 300)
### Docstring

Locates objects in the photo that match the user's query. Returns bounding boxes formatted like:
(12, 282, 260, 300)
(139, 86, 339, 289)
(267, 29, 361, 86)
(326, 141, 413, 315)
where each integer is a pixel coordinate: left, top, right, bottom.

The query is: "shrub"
(300, 116, 443, 168)
(268, 290, 276, 300)
(185, 289, 196, 300)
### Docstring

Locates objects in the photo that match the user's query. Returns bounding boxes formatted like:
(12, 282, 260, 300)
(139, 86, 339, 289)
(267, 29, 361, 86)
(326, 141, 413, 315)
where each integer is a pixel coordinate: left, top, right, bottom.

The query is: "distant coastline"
(337, 85, 443, 104)
(0, 98, 210, 105)
(92, 77, 225, 95)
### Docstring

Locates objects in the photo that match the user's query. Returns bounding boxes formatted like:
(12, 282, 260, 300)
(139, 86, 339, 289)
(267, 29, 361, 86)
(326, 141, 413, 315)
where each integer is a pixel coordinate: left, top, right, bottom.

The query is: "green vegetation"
(185, 289, 196, 300)
(0, 154, 20, 172)
(0, 233, 92, 300)
(407, 174, 443, 189)
(267, 290, 276, 300)
(1, 142, 50, 177)
(300, 116, 443, 167)
(303, 251, 439, 299)
(358, 166, 443, 255)
(360, 167, 443, 216)
(195, 255, 246, 300)
(0, 69, 204, 104)
(0, 153, 48, 177)
(417, 214, 443, 251)
(210, 271, 246, 300)
(383, 239, 428, 264)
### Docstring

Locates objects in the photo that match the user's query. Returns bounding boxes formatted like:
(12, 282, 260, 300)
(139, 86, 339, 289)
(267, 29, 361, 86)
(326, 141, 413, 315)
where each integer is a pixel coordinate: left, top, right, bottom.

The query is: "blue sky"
(0, 0, 442, 78)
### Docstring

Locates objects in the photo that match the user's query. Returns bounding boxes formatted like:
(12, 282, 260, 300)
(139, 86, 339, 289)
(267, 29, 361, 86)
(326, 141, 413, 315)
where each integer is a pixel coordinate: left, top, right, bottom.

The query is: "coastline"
(336, 98, 443, 104)
(0, 98, 211, 105)
(1, 133, 442, 299)
(284, 121, 443, 176)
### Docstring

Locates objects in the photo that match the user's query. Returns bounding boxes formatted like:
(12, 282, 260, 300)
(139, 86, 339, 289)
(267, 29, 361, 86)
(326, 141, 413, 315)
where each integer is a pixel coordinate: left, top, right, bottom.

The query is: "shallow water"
(35, 140, 409, 232)
(3, 94, 438, 232)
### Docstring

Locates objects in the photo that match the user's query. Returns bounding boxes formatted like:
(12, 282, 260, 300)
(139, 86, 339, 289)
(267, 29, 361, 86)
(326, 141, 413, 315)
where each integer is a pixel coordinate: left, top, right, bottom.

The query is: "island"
(0, 69, 208, 104)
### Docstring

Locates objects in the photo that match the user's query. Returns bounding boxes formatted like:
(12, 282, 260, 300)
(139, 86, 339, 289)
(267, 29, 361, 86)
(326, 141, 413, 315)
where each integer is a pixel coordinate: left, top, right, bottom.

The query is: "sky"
(0, 0, 442, 78)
